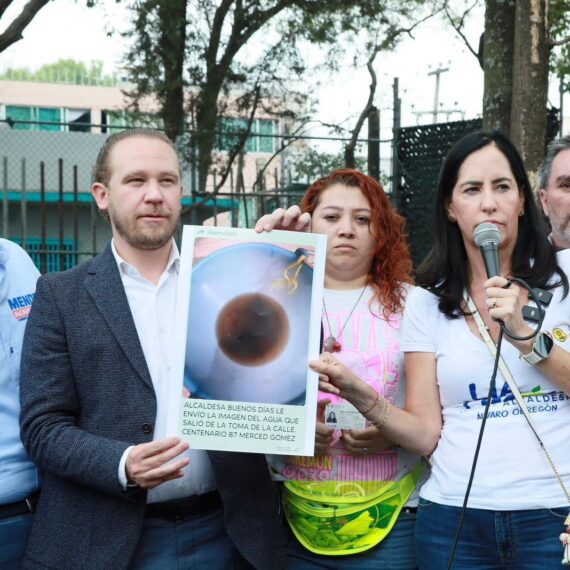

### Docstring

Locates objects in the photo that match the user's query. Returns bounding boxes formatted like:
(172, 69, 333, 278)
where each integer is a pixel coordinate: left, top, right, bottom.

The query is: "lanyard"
(463, 291, 570, 520)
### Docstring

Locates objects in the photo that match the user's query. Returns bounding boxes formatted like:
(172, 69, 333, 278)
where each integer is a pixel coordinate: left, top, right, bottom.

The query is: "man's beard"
(109, 207, 179, 250)
(551, 216, 570, 249)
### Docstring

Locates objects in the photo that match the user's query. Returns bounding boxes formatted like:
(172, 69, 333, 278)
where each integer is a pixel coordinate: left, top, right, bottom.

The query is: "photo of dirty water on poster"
(167, 226, 326, 455)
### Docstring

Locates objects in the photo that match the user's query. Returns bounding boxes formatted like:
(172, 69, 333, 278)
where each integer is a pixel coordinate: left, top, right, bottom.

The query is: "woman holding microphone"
(314, 131, 570, 568)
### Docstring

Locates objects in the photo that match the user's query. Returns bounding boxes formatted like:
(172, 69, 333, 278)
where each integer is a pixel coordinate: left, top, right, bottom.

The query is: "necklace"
(322, 285, 368, 353)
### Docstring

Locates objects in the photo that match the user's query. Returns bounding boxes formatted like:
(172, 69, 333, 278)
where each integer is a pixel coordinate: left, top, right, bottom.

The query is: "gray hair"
(539, 135, 570, 190)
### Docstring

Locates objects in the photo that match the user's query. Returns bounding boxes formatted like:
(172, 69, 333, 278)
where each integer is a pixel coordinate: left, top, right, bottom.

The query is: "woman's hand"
(485, 277, 570, 392)
(484, 276, 534, 349)
(315, 399, 333, 455)
(341, 427, 392, 456)
(310, 353, 377, 412)
(254, 205, 311, 233)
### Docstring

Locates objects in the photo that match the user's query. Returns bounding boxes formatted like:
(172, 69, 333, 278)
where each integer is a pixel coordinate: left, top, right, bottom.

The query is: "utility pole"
(367, 106, 380, 181)
(558, 74, 564, 137)
(428, 65, 449, 123)
(391, 78, 401, 207)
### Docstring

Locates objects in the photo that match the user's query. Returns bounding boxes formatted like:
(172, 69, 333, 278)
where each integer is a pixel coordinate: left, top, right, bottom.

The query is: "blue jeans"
(0, 513, 34, 569)
(286, 509, 417, 569)
(130, 507, 251, 569)
(416, 498, 568, 569)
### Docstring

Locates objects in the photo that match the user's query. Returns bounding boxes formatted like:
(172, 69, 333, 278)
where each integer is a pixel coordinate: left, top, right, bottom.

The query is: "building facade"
(0, 76, 296, 270)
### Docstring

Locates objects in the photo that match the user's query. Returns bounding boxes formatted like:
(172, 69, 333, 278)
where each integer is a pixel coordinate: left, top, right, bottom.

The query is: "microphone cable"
(500, 277, 546, 341)
(446, 277, 545, 570)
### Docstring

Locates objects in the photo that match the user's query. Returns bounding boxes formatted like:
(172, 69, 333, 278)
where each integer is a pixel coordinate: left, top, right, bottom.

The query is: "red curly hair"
(300, 169, 413, 318)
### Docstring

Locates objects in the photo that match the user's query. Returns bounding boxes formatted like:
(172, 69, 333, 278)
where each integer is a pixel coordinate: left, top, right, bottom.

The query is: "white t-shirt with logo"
(401, 250, 570, 510)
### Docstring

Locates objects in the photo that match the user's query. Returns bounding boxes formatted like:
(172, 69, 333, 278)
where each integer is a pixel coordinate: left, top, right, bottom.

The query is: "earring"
(448, 212, 456, 223)
(518, 208, 524, 217)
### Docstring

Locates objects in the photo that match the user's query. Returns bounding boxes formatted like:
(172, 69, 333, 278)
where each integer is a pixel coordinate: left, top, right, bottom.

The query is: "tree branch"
(206, 0, 234, 69)
(0, 0, 14, 21)
(549, 35, 570, 47)
(345, 8, 441, 166)
(443, 0, 481, 62)
(252, 119, 314, 192)
(219, 0, 297, 75)
(0, 0, 51, 53)
(184, 84, 264, 212)
(344, 47, 378, 167)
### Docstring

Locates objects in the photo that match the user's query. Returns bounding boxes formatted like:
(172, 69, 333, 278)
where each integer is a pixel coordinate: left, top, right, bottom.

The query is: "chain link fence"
(1, 112, 559, 273)
(394, 109, 560, 266)
(394, 118, 483, 267)
(0, 119, 391, 272)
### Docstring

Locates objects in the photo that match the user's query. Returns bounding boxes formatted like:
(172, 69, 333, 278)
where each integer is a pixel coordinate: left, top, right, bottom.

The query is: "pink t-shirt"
(269, 286, 419, 492)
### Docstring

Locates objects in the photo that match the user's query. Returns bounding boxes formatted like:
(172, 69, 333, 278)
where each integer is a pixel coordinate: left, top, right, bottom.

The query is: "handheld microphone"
(473, 222, 501, 278)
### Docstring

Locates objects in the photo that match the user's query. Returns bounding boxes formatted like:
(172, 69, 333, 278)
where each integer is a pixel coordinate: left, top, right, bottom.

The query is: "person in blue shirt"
(0, 238, 40, 569)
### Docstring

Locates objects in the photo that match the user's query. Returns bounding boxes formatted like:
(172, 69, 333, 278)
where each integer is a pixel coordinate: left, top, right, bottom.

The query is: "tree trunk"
(195, 93, 220, 194)
(157, 0, 187, 141)
(482, 0, 515, 134)
(367, 106, 380, 181)
(510, 0, 549, 176)
(344, 145, 356, 169)
(195, 69, 233, 193)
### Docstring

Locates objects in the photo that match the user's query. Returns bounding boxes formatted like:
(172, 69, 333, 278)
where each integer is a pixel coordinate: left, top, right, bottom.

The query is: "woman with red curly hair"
(256, 169, 422, 569)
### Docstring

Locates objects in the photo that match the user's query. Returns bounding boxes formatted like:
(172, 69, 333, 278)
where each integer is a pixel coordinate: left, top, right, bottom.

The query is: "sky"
(1, 0, 126, 75)
(1, 0, 567, 143)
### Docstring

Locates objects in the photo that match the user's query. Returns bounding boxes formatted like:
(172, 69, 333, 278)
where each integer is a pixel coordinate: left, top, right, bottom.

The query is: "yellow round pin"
(553, 328, 568, 343)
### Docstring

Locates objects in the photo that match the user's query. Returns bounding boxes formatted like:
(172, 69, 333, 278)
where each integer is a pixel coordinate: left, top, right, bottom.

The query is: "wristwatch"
(519, 331, 554, 365)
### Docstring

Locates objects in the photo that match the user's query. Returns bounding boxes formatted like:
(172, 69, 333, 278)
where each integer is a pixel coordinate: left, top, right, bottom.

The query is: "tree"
(124, 0, 433, 195)
(481, 0, 514, 133)
(446, 0, 570, 175)
(0, 0, 51, 53)
(125, 0, 186, 141)
(510, 0, 549, 173)
(550, 0, 570, 94)
(343, 8, 440, 169)
(0, 59, 117, 85)
(291, 147, 365, 181)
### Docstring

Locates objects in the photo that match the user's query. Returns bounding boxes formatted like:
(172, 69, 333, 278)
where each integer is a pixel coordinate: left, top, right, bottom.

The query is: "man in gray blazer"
(20, 129, 285, 569)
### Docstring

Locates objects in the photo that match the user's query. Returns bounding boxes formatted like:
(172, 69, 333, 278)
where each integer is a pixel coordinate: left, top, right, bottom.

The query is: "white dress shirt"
(112, 240, 216, 503)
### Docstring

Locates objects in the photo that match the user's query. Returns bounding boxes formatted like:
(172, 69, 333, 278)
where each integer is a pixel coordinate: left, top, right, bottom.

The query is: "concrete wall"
(0, 128, 205, 193)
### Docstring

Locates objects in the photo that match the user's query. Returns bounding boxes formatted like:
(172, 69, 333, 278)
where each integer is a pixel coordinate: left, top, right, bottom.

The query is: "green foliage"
(289, 147, 366, 180)
(549, 0, 570, 93)
(0, 59, 117, 86)
(123, 0, 434, 192)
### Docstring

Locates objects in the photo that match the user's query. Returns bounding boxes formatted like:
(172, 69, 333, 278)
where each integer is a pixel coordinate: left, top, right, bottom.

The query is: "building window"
(6, 105, 62, 130)
(37, 107, 61, 131)
(217, 117, 247, 152)
(101, 110, 162, 133)
(255, 119, 277, 153)
(216, 118, 278, 154)
(13, 238, 77, 272)
(67, 109, 91, 132)
(5, 105, 33, 129)
(6, 105, 61, 131)
(5, 106, 90, 132)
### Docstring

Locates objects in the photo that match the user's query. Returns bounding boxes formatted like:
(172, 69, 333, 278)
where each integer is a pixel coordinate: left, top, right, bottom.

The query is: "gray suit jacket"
(20, 245, 286, 570)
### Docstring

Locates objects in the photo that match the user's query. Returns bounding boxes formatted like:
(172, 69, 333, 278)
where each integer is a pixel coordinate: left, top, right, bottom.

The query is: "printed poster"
(167, 225, 326, 456)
